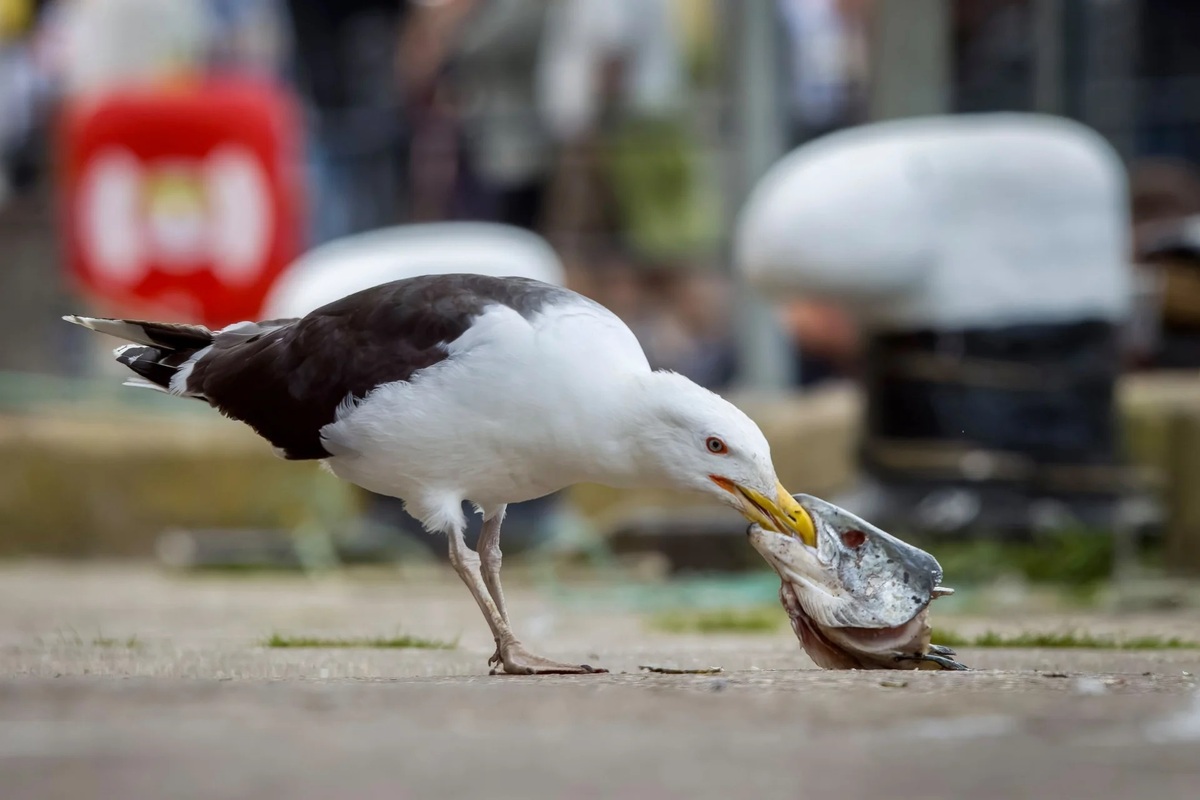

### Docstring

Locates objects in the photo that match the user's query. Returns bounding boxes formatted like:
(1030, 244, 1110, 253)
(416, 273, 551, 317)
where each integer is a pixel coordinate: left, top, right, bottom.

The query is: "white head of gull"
(64, 274, 815, 674)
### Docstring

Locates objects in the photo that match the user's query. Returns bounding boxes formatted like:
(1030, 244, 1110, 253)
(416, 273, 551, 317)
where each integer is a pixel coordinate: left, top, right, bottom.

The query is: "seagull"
(64, 274, 815, 674)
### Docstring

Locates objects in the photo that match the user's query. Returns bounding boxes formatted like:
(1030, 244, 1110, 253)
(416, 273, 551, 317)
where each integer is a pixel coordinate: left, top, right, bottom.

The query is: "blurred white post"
(731, 0, 795, 392)
(868, 0, 949, 120)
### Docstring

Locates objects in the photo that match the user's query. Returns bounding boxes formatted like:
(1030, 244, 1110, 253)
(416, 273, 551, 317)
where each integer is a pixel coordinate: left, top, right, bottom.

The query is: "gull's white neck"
(552, 370, 685, 491)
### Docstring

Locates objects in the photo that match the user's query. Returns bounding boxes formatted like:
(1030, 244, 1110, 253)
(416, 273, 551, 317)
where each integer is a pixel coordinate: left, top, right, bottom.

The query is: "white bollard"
(263, 222, 566, 318)
(735, 113, 1146, 538)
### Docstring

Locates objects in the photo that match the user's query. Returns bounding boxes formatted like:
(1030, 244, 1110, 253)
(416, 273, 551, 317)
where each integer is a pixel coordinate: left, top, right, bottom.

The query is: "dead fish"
(748, 494, 968, 671)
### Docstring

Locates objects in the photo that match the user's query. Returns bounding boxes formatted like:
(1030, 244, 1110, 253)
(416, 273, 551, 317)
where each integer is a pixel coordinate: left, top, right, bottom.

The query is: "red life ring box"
(59, 77, 306, 327)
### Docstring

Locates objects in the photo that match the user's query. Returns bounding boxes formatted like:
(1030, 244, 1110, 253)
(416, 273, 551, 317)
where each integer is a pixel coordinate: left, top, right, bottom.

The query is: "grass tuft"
(932, 629, 1200, 650)
(91, 635, 141, 649)
(928, 628, 972, 648)
(263, 632, 457, 650)
(649, 607, 784, 635)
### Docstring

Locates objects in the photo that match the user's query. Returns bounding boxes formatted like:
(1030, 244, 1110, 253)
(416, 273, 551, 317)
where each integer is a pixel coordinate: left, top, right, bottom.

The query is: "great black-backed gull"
(65, 274, 815, 674)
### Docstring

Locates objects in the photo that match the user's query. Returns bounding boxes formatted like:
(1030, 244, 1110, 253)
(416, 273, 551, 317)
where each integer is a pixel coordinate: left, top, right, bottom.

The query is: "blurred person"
(952, 0, 1033, 113)
(775, 0, 869, 388)
(0, 1, 66, 382)
(536, 0, 717, 263)
(658, 268, 737, 389)
(48, 0, 213, 97)
(406, 0, 554, 231)
(391, 0, 552, 228)
(391, 0, 473, 223)
(282, 0, 433, 243)
(29, 0, 291, 156)
(777, 0, 871, 146)
(0, 0, 43, 201)
(205, 0, 290, 78)
(1129, 157, 1200, 255)
(781, 299, 860, 387)
(537, 0, 686, 148)
(1, 0, 150, 194)
(1127, 157, 1200, 369)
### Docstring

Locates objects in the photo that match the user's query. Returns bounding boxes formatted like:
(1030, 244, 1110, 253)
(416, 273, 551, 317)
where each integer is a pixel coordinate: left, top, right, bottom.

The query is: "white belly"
(319, 301, 648, 530)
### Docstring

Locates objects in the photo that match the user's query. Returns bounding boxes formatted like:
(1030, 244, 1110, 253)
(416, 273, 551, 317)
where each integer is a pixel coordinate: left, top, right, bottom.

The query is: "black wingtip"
(115, 345, 176, 389)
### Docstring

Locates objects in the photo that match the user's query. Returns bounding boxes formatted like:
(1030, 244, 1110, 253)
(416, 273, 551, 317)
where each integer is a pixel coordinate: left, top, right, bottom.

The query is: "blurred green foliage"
(932, 628, 1200, 649)
(648, 606, 784, 634)
(921, 531, 1121, 587)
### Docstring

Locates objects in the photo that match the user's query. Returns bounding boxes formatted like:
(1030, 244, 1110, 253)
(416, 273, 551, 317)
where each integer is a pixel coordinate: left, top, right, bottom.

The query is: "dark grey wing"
(187, 274, 572, 459)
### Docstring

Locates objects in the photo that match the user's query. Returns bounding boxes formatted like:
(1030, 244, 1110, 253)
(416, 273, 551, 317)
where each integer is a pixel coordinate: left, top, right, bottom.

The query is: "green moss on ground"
(263, 633, 457, 650)
(92, 635, 141, 649)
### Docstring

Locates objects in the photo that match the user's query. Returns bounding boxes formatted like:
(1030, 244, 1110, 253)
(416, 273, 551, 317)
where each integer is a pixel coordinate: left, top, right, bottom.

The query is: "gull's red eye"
(705, 437, 728, 455)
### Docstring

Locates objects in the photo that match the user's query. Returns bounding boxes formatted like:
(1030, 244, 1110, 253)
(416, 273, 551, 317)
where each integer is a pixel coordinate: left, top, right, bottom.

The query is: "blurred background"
(2, 0, 1200, 611)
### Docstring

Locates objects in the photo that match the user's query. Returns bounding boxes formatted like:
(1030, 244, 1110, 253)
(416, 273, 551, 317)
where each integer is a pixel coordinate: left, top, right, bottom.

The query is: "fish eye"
(841, 530, 866, 549)
(705, 436, 728, 455)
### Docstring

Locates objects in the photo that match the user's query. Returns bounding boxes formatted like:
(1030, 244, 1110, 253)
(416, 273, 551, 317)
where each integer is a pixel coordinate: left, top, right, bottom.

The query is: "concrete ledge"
(0, 410, 357, 557)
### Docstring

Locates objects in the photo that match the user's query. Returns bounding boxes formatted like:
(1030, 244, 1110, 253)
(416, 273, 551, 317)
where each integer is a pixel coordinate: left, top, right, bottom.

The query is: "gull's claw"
(490, 640, 608, 676)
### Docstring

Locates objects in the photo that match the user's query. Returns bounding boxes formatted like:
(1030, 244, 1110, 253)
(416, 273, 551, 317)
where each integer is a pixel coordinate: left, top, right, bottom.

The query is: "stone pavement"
(2, 563, 1200, 799)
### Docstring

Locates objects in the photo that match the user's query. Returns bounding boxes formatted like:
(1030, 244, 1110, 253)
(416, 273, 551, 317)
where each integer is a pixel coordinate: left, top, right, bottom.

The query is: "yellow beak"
(711, 477, 817, 547)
